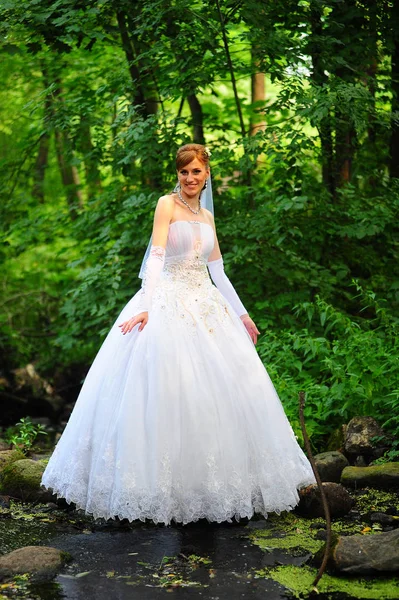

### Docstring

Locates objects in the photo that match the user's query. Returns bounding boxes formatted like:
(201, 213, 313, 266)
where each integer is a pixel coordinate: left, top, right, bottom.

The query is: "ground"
(0, 488, 398, 599)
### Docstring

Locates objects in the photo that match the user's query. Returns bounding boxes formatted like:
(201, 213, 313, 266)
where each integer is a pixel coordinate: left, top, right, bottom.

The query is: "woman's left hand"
(240, 314, 260, 345)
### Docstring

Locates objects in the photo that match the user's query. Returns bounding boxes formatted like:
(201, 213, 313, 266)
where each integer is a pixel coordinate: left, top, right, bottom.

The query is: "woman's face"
(177, 158, 210, 198)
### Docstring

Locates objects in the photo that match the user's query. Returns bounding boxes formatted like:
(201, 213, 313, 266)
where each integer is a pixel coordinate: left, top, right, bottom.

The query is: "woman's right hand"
(118, 312, 148, 334)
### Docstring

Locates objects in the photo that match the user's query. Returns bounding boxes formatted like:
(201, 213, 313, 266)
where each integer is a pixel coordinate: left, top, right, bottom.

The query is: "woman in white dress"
(41, 144, 316, 525)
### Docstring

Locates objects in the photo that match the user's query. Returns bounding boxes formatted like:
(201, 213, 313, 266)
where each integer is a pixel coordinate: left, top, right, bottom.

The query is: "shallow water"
(0, 501, 398, 600)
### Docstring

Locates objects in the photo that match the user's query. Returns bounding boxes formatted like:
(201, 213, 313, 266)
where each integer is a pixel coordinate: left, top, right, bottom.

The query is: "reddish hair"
(176, 144, 210, 171)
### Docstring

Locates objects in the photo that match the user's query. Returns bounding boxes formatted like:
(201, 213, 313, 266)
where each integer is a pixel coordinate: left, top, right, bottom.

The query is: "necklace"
(177, 188, 201, 214)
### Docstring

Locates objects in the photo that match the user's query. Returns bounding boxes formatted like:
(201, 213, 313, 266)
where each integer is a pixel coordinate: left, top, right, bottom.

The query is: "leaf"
(361, 527, 371, 534)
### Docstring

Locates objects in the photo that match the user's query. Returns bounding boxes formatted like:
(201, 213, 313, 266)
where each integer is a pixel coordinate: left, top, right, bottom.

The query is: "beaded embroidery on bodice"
(161, 220, 215, 287)
(152, 220, 227, 334)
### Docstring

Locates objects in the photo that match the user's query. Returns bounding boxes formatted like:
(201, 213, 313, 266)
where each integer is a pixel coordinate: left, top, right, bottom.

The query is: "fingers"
(241, 317, 260, 345)
(138, 318, 148, 332)
(118, 317, 137, 335)
(249, 323, 259, 345)
(119, 318, 137, 335)
(118, 315, 148, 334)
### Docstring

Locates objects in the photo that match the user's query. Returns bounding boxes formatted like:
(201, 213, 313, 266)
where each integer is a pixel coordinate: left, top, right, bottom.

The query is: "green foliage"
(257, 289, 399, 448)
(5, 417, 48, 455)
(372, 438, 399, 465)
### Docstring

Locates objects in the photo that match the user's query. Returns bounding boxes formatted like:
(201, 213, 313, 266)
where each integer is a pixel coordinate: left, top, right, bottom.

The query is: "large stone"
(314, 451, 349, 483)
(0, 459, 54, 502)
(315, 528, 399, 574)
(12, 364, 63, 412)
(0, 449, 25, 473)
(0, 546, 71, 580)
(344, 416, 386, 457)
(341, 463, 399, 489)
(296, 482, 353, 518)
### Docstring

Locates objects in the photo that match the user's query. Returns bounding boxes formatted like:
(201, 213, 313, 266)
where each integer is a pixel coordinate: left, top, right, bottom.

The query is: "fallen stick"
(298, 390, 332, 588)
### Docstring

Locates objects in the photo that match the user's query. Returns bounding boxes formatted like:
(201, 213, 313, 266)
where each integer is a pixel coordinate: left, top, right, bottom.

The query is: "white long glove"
(207, 257, 248, 317)
(137, 245, 166, 312)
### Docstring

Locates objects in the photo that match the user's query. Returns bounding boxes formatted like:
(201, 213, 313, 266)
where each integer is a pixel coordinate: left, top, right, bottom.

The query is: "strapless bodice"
(165, 220, 215, 265)
(159, 220, 215, 288)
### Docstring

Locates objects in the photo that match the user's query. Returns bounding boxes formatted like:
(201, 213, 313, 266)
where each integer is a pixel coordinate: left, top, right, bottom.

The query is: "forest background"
(1, 0, 399, 452)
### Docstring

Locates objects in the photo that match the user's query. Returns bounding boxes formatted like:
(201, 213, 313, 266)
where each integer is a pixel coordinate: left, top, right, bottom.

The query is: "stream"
(2, 498, 398, 600)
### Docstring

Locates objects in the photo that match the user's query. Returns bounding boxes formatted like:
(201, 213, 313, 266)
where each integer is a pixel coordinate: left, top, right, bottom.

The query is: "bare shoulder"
(155, 194, 175, 217)
(157, 193, 175, 208)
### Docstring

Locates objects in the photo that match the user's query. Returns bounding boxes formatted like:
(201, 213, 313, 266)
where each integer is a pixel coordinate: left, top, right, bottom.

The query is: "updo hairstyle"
(176, 144, 210, 171)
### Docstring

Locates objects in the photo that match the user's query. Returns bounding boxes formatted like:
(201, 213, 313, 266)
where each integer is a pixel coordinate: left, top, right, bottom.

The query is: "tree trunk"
(187, 94, 205, 144)
(390, 39, 399, 178)
(32, 64, 52, 202)
(335, 103, 356, 186)
(32, 133, 50, 203)
(309, 2, 335, 197)
(52, 81, 83, 219)
(250, 46, 266, 136)
(116, 10, 161, 189)
(116, 11, 146, 111)
(54, 129, 83, 220)
(79, 115, 102, 200)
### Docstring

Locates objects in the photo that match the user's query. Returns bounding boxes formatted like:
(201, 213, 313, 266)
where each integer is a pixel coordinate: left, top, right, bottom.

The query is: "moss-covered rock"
(0, 450, 25, 474)
(315, 528, 399, 574)
(341, 463, 399, 489)
(0, 545, 71, 580)
(0, 459, 54, 502)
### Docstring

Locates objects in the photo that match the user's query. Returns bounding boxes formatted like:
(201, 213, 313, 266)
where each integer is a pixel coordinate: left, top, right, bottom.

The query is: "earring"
(203, 180, 208, 190)
(174, 181, 181, 192)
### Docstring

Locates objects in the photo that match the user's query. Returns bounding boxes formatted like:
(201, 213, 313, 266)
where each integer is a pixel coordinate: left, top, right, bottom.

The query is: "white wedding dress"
(41, 220, 316, 525)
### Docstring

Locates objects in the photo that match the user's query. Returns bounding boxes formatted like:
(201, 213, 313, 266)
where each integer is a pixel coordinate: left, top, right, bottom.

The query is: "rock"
(341, 463, 399, 489)
(326, 425, 347, 452)
(0, 449, 25, 473)
(296, 482, 353, 518)
(0, 495, 11, 509)
(344, 416, 386, 457)
(370, 512, 399, 527)
(314, 451, 349, 483)
(12, 364, 61, 408)
(0, 546, 71, 580)
(1, 363, 64, 426)
(30, 417, 52, 427)
(0, 459, 54, 502)
(347, 509, 361, 520)
(354, 455, 368, 467)
(0, 441, 10, 451)
(310, 522, 326, 530)
(315, 528, 399, 574)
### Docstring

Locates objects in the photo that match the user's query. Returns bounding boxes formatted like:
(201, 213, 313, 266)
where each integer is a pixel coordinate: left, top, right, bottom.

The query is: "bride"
(41, 143, 315, 525)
